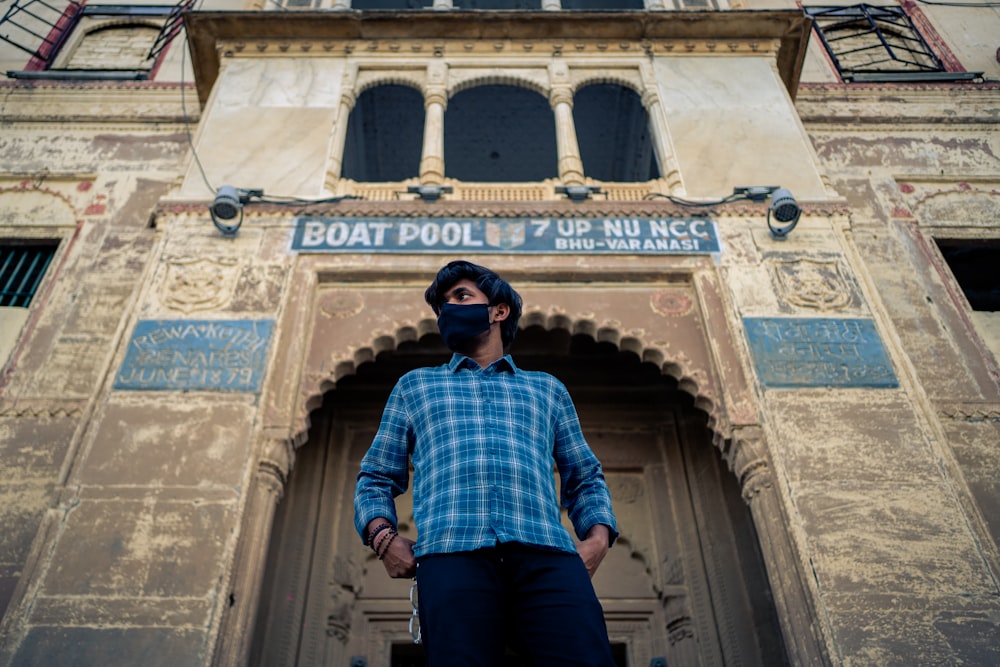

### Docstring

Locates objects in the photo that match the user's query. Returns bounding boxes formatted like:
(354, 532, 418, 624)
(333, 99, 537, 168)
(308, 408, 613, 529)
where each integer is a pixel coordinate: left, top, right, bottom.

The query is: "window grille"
(0, 244, 56, 308)
(805, 4, 980, 82)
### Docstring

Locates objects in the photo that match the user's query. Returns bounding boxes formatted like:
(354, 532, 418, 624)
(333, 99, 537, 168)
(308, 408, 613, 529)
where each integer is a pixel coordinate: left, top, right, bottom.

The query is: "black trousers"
(415, 543, 616, 667)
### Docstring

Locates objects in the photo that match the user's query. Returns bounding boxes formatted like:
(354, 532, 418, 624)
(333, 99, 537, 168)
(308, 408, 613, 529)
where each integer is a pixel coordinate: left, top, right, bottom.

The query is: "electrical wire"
(178, 2, 215, 194)
(643, 192, 749, 207)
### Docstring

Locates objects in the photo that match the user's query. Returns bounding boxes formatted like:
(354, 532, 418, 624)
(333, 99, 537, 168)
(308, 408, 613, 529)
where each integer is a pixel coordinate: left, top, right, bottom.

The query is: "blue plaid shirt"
(354, 353, 618, 558)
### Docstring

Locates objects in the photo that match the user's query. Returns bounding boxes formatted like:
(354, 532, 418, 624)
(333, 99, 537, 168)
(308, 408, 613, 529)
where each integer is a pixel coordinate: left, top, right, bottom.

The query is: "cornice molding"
(155, 197, 848, 220)
(185, 10, 812, 105)
(0, 81, 196, 123)
(796, 81, 1000, 125)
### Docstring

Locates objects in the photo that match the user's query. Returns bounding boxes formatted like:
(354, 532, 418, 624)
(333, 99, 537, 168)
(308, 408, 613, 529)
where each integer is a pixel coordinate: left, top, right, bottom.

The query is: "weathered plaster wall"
(790, 85, 1000, 664)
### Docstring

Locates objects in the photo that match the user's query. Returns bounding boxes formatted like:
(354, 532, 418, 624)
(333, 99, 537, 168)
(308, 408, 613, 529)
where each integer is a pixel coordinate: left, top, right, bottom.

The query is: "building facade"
(0, 0, 998, 664)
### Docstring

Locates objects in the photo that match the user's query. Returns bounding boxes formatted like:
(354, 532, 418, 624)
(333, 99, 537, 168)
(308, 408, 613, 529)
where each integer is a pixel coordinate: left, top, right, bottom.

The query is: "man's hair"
(425, 260, 523, 348)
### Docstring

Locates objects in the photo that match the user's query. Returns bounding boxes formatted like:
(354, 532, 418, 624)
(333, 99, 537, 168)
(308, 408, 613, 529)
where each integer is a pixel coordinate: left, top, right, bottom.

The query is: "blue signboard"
(292, 217, 720, 254)
(114, 319, 274, 392)
(744, 317, 898, 388)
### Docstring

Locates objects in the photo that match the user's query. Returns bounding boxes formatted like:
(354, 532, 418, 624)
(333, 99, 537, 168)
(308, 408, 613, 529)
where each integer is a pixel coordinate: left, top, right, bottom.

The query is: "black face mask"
(437, 302, 492, 350)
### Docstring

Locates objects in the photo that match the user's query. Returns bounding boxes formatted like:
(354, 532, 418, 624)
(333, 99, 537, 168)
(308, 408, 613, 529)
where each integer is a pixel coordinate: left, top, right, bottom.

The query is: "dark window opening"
(452, 0, 542, 8)
(0, 243, 57, 308)
(573, 83, 659, 183)
(390, 640, 629, 666)
(351, 0, 431, 9)
(804, 4, 981, 83)
(444, 85, 558, 183)
(560, 0, 644, 9)
(342, 84, 425, 183)
(936, 240, 1000, 311)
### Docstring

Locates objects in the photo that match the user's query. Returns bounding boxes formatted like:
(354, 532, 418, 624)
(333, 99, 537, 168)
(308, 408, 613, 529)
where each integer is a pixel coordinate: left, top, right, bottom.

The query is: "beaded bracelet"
(366, 522, 393, 547)
(378, 531, 398, 560)
(372, 527, 395, 555)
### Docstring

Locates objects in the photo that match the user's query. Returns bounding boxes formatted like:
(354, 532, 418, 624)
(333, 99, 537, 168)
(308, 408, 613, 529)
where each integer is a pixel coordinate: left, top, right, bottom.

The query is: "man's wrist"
(586, 524, 611, 549)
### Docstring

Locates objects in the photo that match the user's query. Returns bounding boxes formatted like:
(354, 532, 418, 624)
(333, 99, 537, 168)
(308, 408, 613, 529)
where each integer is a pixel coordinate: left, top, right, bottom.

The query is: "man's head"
(425, 261, 523, 349)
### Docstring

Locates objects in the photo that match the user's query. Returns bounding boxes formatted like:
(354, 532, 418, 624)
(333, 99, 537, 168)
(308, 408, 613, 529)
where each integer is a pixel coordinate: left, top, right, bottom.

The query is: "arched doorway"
(250, 325, 788, 666)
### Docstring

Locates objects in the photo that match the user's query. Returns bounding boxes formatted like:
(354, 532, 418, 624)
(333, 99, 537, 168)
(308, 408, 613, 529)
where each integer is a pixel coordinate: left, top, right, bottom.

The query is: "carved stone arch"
(571, 73, 645, 98)
(910, 185, 1000, 226)
(353, 72, 426, 97)
(291, 311, 727, 456)
(447, 72, 551, 99)
(226, 272, 830, 666)
(53, 19, 162, 69)
(0, 185, 80, 227)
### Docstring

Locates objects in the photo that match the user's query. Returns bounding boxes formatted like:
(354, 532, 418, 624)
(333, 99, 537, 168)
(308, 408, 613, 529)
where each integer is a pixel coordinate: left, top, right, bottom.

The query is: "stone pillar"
(640, 62, 685, 193)
(728, 428, 832, 667)
(326, 67, 358, 184)
(212, 438, 294, 667)
(548, 63, 585, 186)
(419, 62, 448, 185)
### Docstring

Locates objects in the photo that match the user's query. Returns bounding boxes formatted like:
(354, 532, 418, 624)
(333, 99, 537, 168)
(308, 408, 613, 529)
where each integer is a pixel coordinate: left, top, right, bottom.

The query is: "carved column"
(326, 66, 358, 184)
(639, 62, 685, 193)
(728, 428, 832, 667)
(548, 63, 586, 186)
(419, 62, 449, 184)
(212, 438, 294, 667)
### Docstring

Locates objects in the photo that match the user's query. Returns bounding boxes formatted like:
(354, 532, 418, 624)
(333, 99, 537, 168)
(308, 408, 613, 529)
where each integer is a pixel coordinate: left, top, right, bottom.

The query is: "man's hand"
(382, 534, 417, 578)
(366, 518, 417, 578)
(577, 524, 611, 578)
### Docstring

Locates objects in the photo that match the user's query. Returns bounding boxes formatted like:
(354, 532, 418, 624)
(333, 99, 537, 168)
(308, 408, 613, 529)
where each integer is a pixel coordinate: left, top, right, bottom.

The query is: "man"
(354, 260, 618, 666)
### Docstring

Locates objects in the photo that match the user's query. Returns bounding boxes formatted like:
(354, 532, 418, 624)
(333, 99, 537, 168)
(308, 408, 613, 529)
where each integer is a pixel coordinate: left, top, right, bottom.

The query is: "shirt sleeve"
(552, 383, 619, 546)
(354, 380, 413, 544)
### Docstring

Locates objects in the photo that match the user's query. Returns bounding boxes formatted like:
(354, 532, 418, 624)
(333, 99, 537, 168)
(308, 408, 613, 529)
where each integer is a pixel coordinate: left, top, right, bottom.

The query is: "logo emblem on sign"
(485, 221, 525, 250)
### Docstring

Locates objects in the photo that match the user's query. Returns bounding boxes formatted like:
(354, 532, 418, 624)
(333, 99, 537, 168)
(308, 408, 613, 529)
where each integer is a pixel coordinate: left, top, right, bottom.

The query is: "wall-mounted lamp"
(407, 185, 453, 202)
(646, 186, 802, 239)
(766, 188, 801, 240)
(555, 185, 602, 202)
(210, 185, 262, 236)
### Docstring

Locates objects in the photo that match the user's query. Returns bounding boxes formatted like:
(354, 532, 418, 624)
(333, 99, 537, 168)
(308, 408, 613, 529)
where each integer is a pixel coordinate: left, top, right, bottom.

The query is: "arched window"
(351, 0, 431, 9)
(560, 0, 644, 9)
(342, 84, 425, 182)
(444, 85, 557, 182)
(573, 83, 659, 182)
(65, 23, 160, 70)
(452, 0, 542, 8)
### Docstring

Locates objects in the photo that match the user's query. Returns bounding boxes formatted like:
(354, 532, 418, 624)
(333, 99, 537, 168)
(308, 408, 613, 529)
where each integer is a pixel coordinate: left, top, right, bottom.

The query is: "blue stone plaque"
(292, 217, 720, 255)
(744, 317, 898, 389)
(114, 319, 274, 392)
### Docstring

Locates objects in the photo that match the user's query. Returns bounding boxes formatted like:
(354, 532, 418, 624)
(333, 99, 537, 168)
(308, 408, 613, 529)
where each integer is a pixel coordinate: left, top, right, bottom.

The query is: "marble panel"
(180, 107, 338, 199)
(654, 56, 828, 200)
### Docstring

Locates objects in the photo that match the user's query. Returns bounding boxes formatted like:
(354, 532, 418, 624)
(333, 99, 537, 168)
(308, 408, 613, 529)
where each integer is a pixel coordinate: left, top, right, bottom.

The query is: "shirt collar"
(448, 353, 518, 374)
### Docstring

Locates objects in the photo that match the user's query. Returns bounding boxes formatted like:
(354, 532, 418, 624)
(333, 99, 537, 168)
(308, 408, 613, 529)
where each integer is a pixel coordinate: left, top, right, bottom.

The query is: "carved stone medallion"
(160, 256, 240, 313)
(651, 289, 694, 317)
(771, 258, 852, 310)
